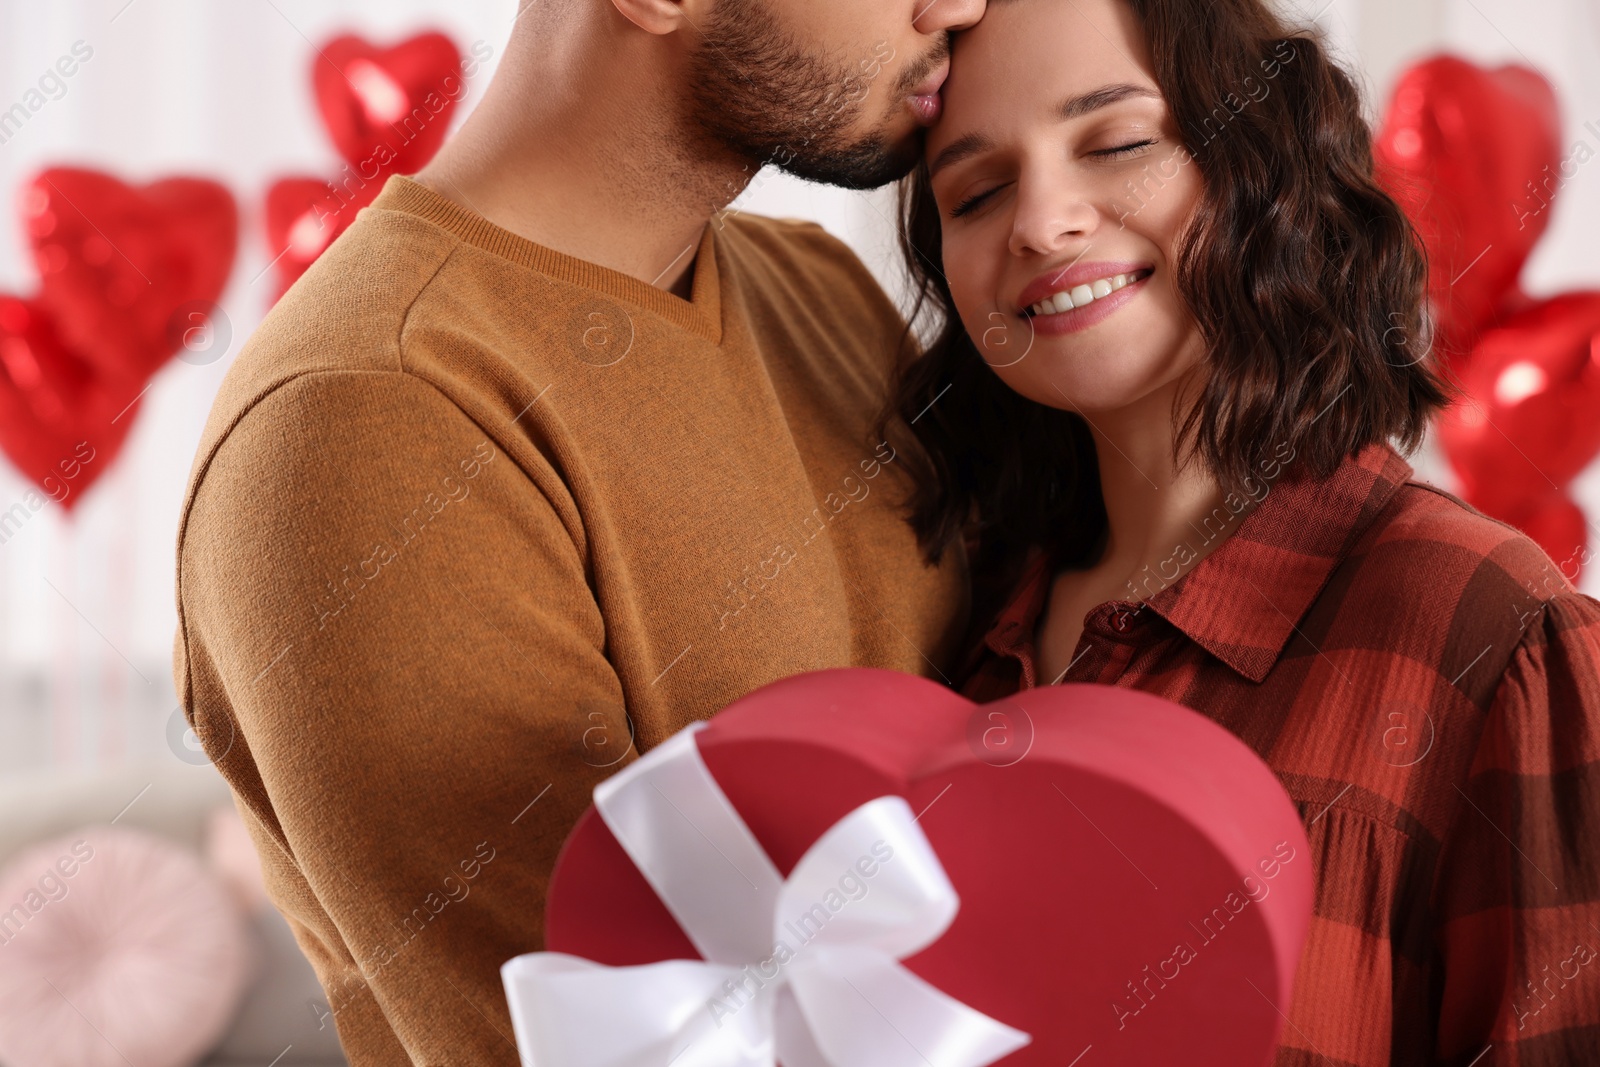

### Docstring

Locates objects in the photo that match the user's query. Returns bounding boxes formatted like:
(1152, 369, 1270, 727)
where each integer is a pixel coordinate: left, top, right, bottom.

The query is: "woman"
(882, 0, 1600, 1061)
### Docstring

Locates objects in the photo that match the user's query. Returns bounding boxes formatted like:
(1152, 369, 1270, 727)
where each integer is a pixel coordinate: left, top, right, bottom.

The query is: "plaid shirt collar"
(977, 440, 1417, 684)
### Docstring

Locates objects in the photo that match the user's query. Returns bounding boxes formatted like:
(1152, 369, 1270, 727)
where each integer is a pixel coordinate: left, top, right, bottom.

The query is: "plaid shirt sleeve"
(1433, 591, 1600, 1064)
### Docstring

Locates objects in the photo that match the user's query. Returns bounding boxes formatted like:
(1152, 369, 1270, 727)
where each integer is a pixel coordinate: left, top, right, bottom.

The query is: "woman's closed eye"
(950, 185, 1007, 218)
(945, 138, 1164, 219)
(1090, 138, 1159, 160)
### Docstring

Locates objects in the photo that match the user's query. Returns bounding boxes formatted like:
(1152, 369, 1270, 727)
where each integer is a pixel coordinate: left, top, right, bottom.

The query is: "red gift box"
(507, 668, 1313, 1067)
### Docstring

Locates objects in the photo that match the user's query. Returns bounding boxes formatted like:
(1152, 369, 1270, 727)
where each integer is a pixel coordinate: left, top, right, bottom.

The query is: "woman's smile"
(922, 0, 1206, 413)
(1016, 263, 1157, 335)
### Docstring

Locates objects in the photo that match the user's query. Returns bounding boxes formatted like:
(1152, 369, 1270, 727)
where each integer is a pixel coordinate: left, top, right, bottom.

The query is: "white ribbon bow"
(502, 723, 1030, 1067)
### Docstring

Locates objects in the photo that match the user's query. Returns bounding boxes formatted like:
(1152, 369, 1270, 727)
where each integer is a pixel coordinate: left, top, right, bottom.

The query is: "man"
(173, 0, 984, 1061)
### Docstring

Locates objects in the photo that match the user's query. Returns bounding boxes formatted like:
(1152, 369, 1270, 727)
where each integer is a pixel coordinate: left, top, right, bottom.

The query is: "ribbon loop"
(502, 726, 1031, 1067)
(776, 796, 958, 962)
(788, 946, 1028, 1067)
(502, 953, 771, 1067)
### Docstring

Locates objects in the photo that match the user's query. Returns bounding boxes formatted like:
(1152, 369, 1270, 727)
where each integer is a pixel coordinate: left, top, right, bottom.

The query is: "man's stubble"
(682, 0, 945, 190)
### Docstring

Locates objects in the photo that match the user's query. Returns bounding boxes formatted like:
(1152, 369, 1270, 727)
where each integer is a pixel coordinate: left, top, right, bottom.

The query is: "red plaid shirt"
(958, 440, 1600, 1065)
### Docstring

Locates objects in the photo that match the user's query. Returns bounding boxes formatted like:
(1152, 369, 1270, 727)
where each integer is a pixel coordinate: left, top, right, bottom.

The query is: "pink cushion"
(0, 825, 252, 1067)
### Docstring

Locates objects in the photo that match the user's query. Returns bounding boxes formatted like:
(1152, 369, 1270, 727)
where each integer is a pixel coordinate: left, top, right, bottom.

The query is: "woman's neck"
(1073, 372, 1256, 601)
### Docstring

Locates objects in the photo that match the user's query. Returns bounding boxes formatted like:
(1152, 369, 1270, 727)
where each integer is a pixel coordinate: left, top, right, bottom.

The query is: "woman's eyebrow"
(1058, 82, 1160, 120)
(929, 132, 995, 178)
(928, 82, 1161, 179)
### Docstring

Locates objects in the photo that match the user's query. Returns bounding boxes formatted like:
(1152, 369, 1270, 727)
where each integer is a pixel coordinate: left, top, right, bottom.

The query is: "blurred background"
(0, 1, 1594, 1065)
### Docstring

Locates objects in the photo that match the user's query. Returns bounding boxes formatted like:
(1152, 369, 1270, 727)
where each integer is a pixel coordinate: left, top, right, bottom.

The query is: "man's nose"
(914, 0, 987, 35)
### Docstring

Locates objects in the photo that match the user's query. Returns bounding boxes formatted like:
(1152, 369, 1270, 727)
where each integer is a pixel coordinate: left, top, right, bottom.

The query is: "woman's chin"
(999, 379, 1145, 416)
(994, 352, 1168, 411)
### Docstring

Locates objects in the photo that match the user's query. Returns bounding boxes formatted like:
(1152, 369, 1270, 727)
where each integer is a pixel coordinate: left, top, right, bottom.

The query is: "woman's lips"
(1024, 270, 1154, 336)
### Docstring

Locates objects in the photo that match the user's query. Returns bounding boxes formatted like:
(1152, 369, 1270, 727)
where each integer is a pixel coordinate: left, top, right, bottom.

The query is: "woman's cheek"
(945, 251, 1011, 358)
(1146, 161, 1204, 258)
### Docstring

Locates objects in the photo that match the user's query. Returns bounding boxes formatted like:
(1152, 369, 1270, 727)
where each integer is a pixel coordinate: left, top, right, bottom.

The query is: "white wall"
(0, 0, 1596, 774)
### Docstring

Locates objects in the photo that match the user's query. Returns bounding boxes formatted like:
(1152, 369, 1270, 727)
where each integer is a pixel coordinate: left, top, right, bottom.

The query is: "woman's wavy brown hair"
(879, 0, 1457, 615)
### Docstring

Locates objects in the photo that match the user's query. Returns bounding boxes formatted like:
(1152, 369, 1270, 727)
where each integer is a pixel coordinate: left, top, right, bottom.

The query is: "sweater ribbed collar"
(371, 173, 724, 345)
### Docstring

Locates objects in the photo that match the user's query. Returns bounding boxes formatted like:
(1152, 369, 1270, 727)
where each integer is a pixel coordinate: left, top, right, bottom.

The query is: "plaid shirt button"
(1109, 605, 1147, 634)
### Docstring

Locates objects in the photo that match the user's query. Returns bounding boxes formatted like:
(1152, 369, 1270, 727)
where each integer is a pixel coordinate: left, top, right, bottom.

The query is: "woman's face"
(926, 0, 1206, 417)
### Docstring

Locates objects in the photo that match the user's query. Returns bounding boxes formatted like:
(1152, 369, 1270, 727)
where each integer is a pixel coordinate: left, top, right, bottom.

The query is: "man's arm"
(176, 369, 632, 1064)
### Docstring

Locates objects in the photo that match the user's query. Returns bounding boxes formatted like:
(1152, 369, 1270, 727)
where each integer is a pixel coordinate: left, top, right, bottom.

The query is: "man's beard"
(684, 0, 942, 190)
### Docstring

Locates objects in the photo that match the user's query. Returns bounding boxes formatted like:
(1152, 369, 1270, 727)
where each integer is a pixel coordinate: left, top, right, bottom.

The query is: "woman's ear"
(607, 0, 716, 36)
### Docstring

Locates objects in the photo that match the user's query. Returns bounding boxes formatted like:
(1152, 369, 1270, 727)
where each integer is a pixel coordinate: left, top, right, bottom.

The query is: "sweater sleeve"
(175, 369, 629, 1066)
(1431, 590, 1600, 1064)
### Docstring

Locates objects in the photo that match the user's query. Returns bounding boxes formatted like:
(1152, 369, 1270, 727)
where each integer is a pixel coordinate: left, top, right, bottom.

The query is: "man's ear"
(608, 0, 717, 36)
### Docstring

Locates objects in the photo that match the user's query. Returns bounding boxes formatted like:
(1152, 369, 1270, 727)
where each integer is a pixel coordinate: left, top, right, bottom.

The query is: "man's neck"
(414, 13, 752, 296)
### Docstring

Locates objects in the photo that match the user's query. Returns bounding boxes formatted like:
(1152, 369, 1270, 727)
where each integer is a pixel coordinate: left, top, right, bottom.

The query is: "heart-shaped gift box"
(507, 669, 1313, 1067)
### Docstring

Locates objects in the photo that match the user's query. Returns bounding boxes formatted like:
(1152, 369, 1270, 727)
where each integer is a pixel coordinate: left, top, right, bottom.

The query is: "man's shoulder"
(717, 210, 841, 254)
(193, 205, 466, 470)
(715, 210, 911, 376)
(716, 210, 871, 279)
(232, 207, 460, 388)
(717, 211, 898, 309)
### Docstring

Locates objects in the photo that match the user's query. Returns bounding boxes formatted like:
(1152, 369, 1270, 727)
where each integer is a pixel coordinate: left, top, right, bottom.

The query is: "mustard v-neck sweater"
(172, 175, 968, 1064)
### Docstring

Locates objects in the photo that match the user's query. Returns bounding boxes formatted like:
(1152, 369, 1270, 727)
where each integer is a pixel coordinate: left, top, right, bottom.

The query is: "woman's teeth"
(1028, 271, 1148, 316)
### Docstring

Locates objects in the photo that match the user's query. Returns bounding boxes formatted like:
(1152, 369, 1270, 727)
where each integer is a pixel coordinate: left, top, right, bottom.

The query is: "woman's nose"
(1007, 181, 1102, 259)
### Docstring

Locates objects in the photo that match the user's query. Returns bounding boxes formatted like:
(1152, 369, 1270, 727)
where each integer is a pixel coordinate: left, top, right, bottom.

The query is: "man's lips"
(910, 60, 950, 99)
(907, 61, 950, 125)
(1014, 260, 1153, 315)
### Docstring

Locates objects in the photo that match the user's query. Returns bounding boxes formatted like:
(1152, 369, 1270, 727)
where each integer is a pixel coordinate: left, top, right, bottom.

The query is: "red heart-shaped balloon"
(263, 175, 382, 299)
(0, 297, 138, 510)
(546, 669, 1314, 1066)
(24, 167, 237, 387)
(1437, 292, 1600, 502)
(313, 33, 464, 175)
(1375, 57, 1561, 361)
(1436, 292, 1600, 575)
